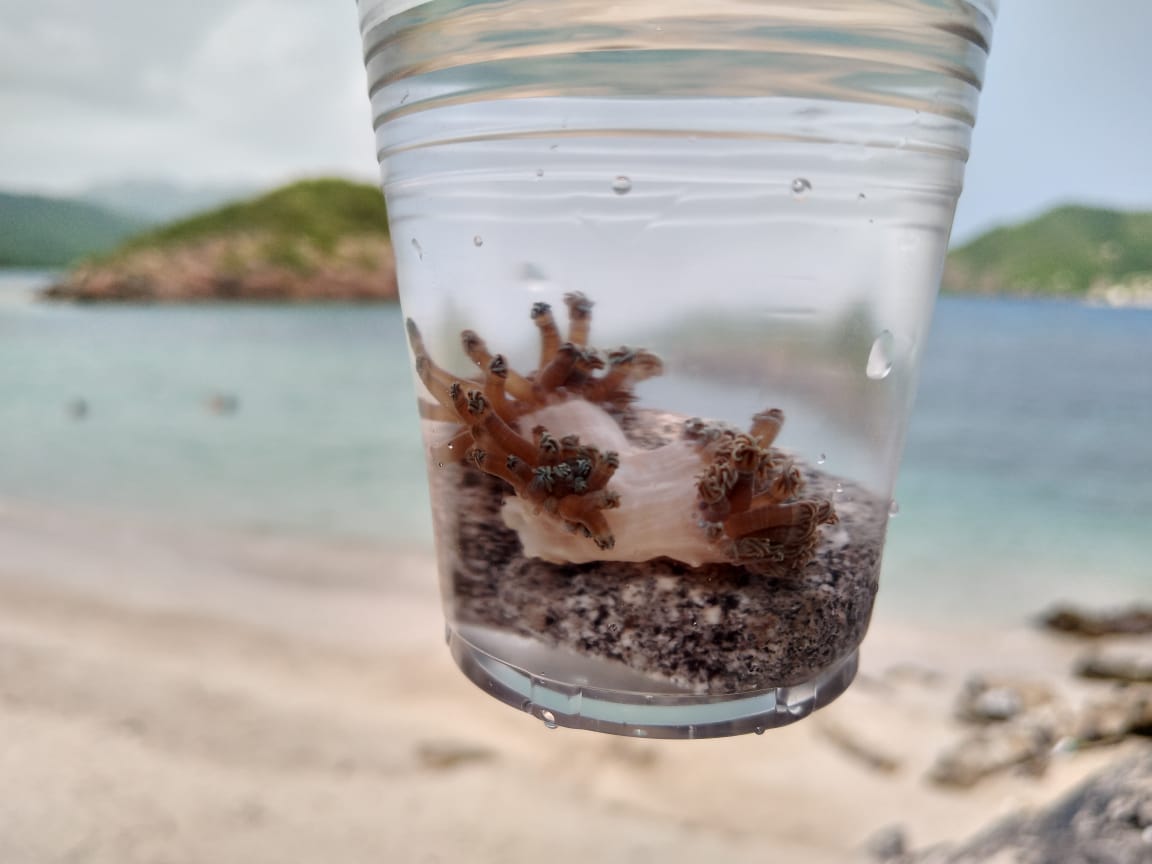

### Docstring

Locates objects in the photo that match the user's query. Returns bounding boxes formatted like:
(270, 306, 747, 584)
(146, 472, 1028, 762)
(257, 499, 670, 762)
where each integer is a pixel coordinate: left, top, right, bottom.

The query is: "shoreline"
(1, 500, 1148, 862)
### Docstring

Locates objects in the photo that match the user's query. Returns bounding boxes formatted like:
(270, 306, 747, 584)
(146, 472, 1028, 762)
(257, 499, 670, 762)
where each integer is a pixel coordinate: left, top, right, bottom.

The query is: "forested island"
(944, 205, 1152, 307)
(37, 179, 396, 303)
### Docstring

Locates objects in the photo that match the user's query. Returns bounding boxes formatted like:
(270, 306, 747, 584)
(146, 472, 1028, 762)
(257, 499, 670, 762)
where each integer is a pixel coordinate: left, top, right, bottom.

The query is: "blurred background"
(1, 2, 1150, 862)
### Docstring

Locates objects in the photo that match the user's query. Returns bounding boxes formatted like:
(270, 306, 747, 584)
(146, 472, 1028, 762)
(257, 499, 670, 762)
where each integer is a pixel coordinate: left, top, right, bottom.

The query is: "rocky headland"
(40, 178, 397, 303)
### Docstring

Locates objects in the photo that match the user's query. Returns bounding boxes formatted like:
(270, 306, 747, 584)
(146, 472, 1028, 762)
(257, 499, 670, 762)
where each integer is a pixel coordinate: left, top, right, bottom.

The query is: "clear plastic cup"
(356, 0, 996, 737)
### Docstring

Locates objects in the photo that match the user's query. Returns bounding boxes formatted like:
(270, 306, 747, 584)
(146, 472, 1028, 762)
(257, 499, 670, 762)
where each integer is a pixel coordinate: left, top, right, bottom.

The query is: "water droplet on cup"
(612, 175, 632, 195)
(889, 499, 901, 516)
(791, 177, 812, 197)
(410, 238, 424, 261)
(540, 709, 558, 729)
(817, 453, 827, 465)
(754, 725, 766, 735)
(535, 168, 544, 178)
(472, 235, 483, 247)
(866, 331, 895, 380)
(857, 192, 867, 200)
(834, 482, 844, 496)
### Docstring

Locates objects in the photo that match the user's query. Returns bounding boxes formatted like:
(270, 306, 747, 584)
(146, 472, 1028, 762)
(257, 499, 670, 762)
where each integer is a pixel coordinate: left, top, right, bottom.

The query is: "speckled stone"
(435, 411, 887, 694)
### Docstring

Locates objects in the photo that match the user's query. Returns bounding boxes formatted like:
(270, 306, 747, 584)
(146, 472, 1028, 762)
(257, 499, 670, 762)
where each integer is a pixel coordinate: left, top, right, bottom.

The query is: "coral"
(407, 294, 837, 577)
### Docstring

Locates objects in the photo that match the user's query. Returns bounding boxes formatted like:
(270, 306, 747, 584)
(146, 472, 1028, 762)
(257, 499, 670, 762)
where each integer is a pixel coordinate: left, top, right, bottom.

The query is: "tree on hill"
(944, 205, 1152, 296)
(42, 178, 397, 303)
(0, 193, 145, 267)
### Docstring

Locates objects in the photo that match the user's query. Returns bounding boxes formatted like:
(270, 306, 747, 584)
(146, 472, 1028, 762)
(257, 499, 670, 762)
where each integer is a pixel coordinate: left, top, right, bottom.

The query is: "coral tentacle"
(564, 292, 593, 347)
(532, 302, 561, 368)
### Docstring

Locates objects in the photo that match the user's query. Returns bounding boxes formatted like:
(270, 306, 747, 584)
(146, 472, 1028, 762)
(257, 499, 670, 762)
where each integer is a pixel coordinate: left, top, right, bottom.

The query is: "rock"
(1073, 685, 1152, 744)
(928, 719, 1060, 788)
(816, 717, 903, 774)
(864, 824, 908, 860)
(954, 675, 1059, 724)
(414, 739, 498, 771)
(1077, 645, 1152, 684)
(1040, 604, 1152, 638)
(905, 749, 1152, 863)
(42, 233, 398, 303)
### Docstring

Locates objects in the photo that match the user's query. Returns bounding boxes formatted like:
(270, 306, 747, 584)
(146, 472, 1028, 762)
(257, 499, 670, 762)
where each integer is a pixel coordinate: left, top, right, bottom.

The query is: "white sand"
(0, 502, 1145, 863)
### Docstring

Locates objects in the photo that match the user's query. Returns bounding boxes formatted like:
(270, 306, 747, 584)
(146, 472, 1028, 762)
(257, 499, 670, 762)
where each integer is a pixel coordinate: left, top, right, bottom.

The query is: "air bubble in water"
(410, 238, 423, 260)
(472, 235, 483, 247)
(889, 499, 901, 516)
(535, 168, 544, 178)
(834, 482, 844, 495)
(791, 177, 812, 197)
(817, 453, 827, 465)
(612, 175, 632, 195)
(866, 331, 895, 380)
(540, 709, 557, 729)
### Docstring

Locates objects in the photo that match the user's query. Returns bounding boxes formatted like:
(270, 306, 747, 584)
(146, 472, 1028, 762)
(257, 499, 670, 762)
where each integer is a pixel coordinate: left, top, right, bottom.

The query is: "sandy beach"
(0, 502, 1147, 864)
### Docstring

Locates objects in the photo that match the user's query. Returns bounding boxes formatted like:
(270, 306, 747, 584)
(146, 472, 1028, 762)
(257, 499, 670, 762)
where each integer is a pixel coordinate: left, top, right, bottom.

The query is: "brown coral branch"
(723, 500, 821, 540)
(465, 448, 525, 490)
(556, 489, 618, 550)
(417, 399, 459, 423)
(462, 327, 537, 403)
(563, 292, 593, 346)
(463, 391, 539, 466)
(531, 302, 561, 368)
(750, 463, 803, 508)
(584, 450, 619, 493)
(407, 320, 471, 412)
(750, 408, 784, 448)
(460, 329, 492, 370)
(482, 354, 515, 421)
(432, 428, 473, 464)
(536, 342, 581, 392)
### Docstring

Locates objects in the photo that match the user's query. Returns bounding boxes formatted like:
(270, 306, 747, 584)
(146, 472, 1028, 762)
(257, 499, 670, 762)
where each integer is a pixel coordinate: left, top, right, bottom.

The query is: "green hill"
(0, 192, 145, 267)
(108, 177, 389, 261)
(45, 178, 397, 303)
(944, 205, 1152, 297)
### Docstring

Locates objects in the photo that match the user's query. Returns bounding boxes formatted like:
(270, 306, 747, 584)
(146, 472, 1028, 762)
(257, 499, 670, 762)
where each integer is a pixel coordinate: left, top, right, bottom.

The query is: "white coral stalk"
(501, 401, 717, 566)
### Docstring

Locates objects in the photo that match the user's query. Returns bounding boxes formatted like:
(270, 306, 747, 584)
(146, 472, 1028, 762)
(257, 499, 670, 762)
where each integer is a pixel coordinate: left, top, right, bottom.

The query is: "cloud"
(0, 0, 235, 111)
(0, 0, 377, 190)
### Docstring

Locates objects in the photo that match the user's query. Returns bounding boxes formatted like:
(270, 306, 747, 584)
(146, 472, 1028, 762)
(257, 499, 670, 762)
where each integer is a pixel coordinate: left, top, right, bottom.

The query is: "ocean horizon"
(2, 269, 1148, 624)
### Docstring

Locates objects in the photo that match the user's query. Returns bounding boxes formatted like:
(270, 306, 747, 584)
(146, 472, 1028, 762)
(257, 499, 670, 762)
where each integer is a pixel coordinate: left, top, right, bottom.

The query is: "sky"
(1, 0, 1150, 242)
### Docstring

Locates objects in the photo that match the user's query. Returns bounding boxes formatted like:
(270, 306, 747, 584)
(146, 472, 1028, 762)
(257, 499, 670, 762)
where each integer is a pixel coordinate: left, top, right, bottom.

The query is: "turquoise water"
(0, 271, 430, 544)
(2, 271, 1148, 619)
